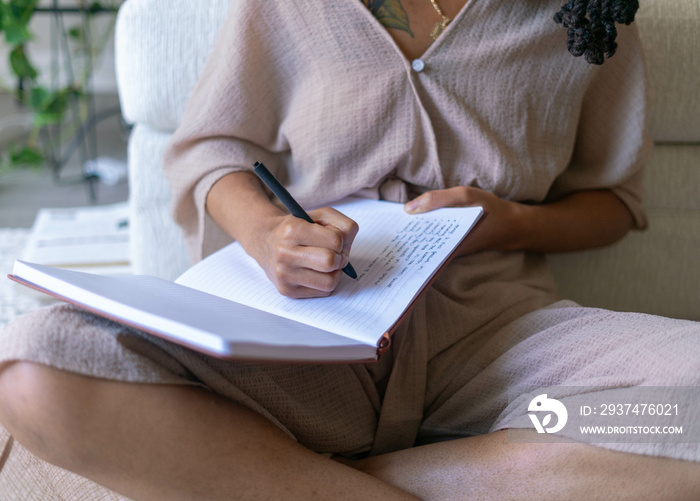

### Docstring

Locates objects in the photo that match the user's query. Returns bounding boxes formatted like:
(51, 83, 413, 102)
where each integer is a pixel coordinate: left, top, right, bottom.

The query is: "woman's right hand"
(250, 207, 359, 299)
(207, 171, 358, 299)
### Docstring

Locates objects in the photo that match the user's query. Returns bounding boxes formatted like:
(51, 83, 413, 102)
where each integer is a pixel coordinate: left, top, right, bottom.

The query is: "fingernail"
(405, 199, 422, 214)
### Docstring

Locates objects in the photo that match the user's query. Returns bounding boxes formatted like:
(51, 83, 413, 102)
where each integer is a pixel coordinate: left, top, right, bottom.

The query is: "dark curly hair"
(554, 0, 640, 65)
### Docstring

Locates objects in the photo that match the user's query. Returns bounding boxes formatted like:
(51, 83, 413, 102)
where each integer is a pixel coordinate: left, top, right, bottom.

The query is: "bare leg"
(343, 430, 700, 500)
(0, 362, 417, 500)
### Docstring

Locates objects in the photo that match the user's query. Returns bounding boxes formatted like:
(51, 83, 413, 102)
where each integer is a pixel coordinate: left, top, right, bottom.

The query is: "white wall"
(0, 0, 119, 95)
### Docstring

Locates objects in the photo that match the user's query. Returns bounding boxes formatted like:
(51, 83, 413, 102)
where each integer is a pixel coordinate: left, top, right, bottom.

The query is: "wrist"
(206, 171, 285, 248)
(506, 201, 535, 252)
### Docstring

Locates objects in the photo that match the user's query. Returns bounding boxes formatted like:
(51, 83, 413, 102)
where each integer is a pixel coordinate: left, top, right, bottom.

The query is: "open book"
(9, 198, 483, 363)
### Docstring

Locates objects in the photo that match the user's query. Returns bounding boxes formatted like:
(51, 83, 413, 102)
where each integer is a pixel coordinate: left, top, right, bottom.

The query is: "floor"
(0, 93, 129, 228)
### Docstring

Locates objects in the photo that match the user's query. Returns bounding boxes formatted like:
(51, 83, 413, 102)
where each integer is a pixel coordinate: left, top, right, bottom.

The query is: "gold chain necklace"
(428, 0, 452, 40)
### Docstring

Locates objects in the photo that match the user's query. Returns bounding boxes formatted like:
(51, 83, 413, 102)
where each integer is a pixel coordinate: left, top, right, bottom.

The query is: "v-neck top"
(163, 0, 651, 278)
(349, 0, 479, 62)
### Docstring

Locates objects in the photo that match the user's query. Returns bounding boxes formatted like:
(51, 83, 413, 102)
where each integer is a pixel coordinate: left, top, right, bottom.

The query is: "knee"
(0, 361, 91, 468)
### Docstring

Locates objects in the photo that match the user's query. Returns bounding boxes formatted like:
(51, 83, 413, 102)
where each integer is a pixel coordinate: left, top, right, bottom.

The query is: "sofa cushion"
(643, 144, 700, 211)
(549, 209, 700, 321)
(637, 0, 700, 142)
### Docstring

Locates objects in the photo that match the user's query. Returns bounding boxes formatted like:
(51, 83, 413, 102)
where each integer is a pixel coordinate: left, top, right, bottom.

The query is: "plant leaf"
(10, 0, 39, 24)
(32, 88, 72, 125)
(29, 85, 50, 110)
(88, 2, 104, 14)
(9, 45, 38, 79)
(34, 112, 61, 125)
(68, 26, 84, 41)
(4, 20, 32, 44)
(9, 144, 44, 167)
(45, 89, 70, 113)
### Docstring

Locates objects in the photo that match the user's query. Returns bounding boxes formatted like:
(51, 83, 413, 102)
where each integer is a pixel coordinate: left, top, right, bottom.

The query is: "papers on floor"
(22, 201, 132, 276)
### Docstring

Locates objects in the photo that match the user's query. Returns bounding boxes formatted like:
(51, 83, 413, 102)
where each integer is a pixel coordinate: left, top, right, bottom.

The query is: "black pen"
(253, 162, 357, 279)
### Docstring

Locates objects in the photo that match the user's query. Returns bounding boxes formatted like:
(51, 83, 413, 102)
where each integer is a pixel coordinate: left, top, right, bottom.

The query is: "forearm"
(206, 171, 285, 256)
(406, 186, 635, 255)
(511, 189, 634, 253)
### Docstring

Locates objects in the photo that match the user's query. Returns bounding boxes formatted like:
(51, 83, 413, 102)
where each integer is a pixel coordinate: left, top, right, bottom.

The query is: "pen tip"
(343, 263, 358, 280)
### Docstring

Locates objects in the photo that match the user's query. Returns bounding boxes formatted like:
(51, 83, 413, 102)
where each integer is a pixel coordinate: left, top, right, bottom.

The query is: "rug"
(0, 228, 58, 330)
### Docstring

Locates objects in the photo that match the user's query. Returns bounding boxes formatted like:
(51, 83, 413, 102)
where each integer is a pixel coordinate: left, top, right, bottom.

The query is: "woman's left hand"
(404, 186, 523, 255)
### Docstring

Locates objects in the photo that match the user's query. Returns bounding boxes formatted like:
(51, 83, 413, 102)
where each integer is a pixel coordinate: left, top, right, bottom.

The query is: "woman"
(1, 0, 699, 499)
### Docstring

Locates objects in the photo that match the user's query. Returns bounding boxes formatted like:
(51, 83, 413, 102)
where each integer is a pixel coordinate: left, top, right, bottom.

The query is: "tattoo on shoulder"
(361, 0, 414, 37)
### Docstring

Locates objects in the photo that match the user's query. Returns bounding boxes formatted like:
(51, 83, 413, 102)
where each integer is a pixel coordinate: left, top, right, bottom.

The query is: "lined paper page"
(176, 198, 482, 345)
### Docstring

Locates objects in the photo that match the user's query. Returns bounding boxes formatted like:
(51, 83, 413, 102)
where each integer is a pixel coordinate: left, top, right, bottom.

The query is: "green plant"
(0, 0, 121, 173)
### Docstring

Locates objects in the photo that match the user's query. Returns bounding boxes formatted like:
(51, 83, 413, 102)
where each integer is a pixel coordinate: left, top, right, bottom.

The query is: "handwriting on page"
(359, 219, 460, 287)
(301, 211, 463, 342)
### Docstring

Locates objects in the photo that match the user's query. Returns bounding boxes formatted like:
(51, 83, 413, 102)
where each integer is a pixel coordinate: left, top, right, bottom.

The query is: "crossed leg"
(2, 361, 699, 500)
(0, 362, 415, 500)
(341, 430, 700, 500)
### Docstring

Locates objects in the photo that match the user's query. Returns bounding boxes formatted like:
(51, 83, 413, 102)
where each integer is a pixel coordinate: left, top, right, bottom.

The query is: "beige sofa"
(1, 0, 698, 498)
